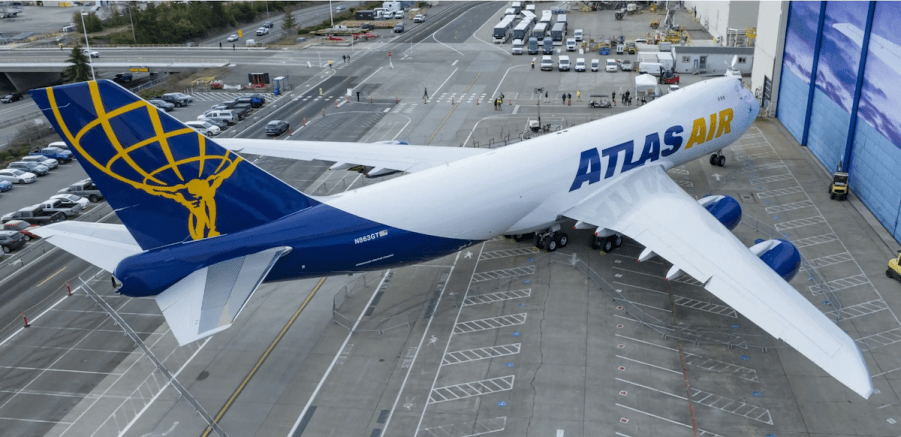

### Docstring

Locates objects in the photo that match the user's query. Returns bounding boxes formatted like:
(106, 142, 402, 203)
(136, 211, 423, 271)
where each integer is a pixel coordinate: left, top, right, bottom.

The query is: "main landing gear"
(534, 231, 568, 252)
(709, 151, 726, 167)
(590, 234, 622, 252)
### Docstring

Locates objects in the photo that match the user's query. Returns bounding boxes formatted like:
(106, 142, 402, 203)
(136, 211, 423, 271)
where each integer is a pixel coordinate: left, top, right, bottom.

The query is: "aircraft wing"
(563, 164, 874, 398)
(155, 246, 292, 345)
(217, 138, 487, 173)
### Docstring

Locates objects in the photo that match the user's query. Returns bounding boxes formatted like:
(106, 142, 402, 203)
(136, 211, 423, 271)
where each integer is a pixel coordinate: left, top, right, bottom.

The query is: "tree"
(64, 43, 91, 83)
(282, 10, 296, 32)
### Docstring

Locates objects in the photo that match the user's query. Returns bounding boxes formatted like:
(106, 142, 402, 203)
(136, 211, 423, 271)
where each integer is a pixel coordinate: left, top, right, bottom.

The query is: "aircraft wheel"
(613, 234, 623, 248)
(557, 233, 569, 248)
(546, 237, 558, 252)
(603, 237, 614, 252)
(709, 154, 717, 165)
(590, 236, 602, 250)
(717, 155, 726, 167)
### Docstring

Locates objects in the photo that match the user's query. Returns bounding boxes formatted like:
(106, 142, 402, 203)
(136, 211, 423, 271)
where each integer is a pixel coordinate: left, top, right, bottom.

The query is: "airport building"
(750, 1, 901, 244)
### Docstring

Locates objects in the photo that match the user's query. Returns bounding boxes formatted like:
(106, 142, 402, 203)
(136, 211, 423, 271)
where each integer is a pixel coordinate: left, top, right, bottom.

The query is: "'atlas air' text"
(569, 108, 733, 192)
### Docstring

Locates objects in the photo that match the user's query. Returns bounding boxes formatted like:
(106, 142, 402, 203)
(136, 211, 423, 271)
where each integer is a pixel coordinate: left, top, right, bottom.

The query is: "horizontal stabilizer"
(155, 246, 291, 345)
(31, 222, 142, 272)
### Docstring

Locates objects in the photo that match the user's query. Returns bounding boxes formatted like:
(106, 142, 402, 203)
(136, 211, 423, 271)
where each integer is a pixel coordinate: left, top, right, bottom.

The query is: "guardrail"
(331, 270, 416, 335)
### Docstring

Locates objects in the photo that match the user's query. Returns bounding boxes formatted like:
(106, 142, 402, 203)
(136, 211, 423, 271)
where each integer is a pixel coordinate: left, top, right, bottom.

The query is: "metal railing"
(543, 252, 777, 351)
(331, 271, 416, 335)
(77, 273, 226, 437)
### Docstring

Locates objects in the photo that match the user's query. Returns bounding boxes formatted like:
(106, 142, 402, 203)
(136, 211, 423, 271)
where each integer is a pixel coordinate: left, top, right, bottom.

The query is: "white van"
(511, 39, 523, 55)
(540, 55, 554, 71)
(48, 141, 70, 151)
(575, 58, 586, 72)
(639, 62, 664, 76)
(574, 29, 583, 41)
(185, 121, 221, 137)
(199, 110, 239, 125)
(566, 38, 576, 51)
(591, 59, 600, 71)
(558, 55, 571, 71)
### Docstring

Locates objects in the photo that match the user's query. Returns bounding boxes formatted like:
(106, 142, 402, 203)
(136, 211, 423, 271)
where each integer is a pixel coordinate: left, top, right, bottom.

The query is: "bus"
(493, 15, 516, 43)
(532, 22, 548, 40)
(511, 1, 521, 15)
(512, 20, 533, 41)
(550, 22, 566, 41)
(540, 10, 553, 24)
(521, 10, 536, 25)
(557, 14, 568, 32)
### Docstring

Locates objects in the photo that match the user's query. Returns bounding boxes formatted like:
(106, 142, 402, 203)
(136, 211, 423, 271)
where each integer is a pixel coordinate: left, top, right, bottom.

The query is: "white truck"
(511, 39, 523, 55)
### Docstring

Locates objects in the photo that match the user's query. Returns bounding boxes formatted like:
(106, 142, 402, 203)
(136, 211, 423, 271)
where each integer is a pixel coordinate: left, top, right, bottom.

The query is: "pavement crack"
(527, 259, 551, 437)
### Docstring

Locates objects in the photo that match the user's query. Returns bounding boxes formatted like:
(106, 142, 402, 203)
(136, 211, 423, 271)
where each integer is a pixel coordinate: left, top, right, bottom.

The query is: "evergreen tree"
(64, 43, 91, 83)
(282, 10, 296, 32)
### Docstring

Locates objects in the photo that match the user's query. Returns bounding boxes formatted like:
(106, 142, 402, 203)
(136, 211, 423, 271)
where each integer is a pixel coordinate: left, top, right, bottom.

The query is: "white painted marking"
(452, 59, 459, 66)
(712, 173, 721, 181)
(616, 404, 724, 437)
(288, 272, 390, 436)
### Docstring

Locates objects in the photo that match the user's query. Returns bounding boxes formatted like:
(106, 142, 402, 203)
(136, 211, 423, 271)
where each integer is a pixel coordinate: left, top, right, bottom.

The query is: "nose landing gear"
(709, 151, 726, 167)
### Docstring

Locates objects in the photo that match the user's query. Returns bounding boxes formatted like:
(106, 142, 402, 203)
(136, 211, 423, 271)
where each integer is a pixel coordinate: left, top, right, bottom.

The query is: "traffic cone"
(22, 312, 29, 328)
(370, 96, 373, 103)
(303, 117, 306, 126)
(509, 99, 512, 105)
(335, 100, 338, 108)
(476, 98, 479, 105)
(66, 281, 71, 296)
(451, 97, 454, 105)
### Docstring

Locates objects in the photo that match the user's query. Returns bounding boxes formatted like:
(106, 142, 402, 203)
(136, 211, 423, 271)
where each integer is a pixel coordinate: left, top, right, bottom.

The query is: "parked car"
(1, 204, 66, 225)
(82, 48, 99, 58)
(197, 117, 229, 131)
(394, 22, 404, 33)
(58, 178, 103, 202)
(394, 10, 404, 19)
(414, 14, 424, 22)
(32, 147, 73, 164)
(149, 99, 175, 111)
(40, 198, 84, 218)
(0, 180, 12, 192)
(50, 194, 90, 209)
(47, 141, 70, 152)
(1, 93, 23, 103)
(0, 230, 26, 253)
(8, 161, 49, 176)
(591, 59, 600, 72)
(21, 155, 58, 170)
(200, 110, 239, 125)
(166, 92, 193, 104)
(113, 73, 133, 83)
(265, 120, 289, 136)
(620, 60, 633, 71)
(185, 121, 221, 137)
(566, 38, 576, 51)
(2, 220, 40, 241)
(361, 22, 375, 30)
(256, 27, 269, 36)
(606, 59, 618, 72)
(0, 169, 36, 184)
(227, 34, 239, 42)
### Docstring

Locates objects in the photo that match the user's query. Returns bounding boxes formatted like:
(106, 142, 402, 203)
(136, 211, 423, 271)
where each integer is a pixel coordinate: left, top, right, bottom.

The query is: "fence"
(331, 271, 417, 335)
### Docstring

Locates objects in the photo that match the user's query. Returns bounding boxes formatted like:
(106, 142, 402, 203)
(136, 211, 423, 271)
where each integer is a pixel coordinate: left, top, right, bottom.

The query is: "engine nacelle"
(749, 238, 801, 282)
(699, 195, 741, 231)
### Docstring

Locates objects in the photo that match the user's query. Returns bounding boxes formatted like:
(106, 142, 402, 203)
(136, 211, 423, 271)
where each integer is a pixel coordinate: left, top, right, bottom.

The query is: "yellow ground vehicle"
(888, 251, 901, 283)
(829, 171, 849, 200)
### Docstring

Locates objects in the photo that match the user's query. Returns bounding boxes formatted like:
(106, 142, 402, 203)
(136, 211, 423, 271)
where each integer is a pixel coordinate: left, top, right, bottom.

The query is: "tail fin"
(30, 80, 318, 250)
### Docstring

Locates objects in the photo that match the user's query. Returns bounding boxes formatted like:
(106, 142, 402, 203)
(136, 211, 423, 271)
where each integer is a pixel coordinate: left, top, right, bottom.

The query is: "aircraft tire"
(546, 238, 558, 252)
(717, 155, 726, 167)
(603, 237, 614, 252)
(590, 236, 602, 250)
(557, 233, 569, 248)
(613, 234, 622, 248)
(709, 154, 717, 165)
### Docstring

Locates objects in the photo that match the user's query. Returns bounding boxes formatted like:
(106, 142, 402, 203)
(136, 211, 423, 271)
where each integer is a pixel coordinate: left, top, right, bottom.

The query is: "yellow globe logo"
(46, 81, 243, 240)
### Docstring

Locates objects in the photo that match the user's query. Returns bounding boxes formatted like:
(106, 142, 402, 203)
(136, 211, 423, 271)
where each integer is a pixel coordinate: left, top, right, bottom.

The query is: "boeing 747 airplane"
(28, 77, 873, 398)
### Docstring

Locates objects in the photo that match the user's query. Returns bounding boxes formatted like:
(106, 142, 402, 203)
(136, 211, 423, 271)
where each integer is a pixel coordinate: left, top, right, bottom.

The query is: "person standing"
(342, 55, 346, 63)
(562, 93, 566, 104)
(576, 90, 581, 102)
(219, 42, 222, 49)
(612, 90, 616, 106)
(423, 87, 429, 99)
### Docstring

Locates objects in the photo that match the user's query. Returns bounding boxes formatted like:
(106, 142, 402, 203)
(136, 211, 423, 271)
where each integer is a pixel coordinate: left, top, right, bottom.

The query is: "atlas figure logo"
(570, 108, 734, 192)
(45, 82, 241, 240)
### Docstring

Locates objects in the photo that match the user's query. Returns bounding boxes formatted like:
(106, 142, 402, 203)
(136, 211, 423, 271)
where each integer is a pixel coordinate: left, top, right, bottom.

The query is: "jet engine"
(699, 195, 741, 230)
(750, 238, 801, 281)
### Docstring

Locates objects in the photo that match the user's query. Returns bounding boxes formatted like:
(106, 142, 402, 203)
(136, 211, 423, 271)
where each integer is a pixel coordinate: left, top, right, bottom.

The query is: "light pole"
(80, 11, 96, 81)
(265, 0, 269, 20)
(328, 0, 334, 28)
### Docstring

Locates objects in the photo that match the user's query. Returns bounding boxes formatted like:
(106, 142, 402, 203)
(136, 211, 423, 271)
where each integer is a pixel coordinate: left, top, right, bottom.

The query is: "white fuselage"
(327, 78, 758, 240)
